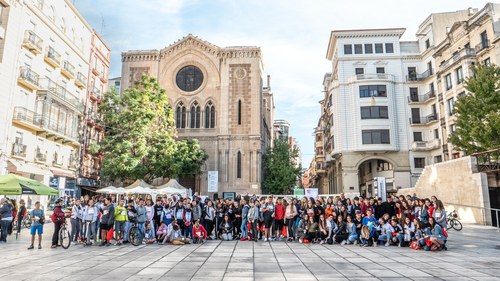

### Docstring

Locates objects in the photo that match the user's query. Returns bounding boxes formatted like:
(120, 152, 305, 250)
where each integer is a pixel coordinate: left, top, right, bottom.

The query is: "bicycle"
(14, 214, 32, 230)
(59, 218, 71, 249)
(447, 210, 462, 231)
(128, 221, 142, 246)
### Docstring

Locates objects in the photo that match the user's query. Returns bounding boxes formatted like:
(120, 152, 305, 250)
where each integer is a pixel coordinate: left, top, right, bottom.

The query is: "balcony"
(410, 114, 438, 126)
(315, 140, 323, 148)
(348, 73, 395, 83)
(22, 30, 43, 55)
(440, 117, 446, 127)
(44, 46, 61, 68)
(475, 40, 490, 54)
(411, 139, 441, 151)
(439, 48, 476, 71)
(12, 107, 79, 144)
(408, 90, 436, 104)
(92, 66, 100, 76)
(442, 144, 449, 155)
(11, 143, 27, 159)
(18, 66, 40, 91)
(75, 72, 86, 89)
(68, 155, 78, 170)
(90, 87, 101, 101)
(34, 147, 47, 163)
(100, 72, 108, 83)
(406, 68, 433, 82)
(61, 60, 75, 79)
(37, 79, 84, 112)
(52, 152, 63, 167)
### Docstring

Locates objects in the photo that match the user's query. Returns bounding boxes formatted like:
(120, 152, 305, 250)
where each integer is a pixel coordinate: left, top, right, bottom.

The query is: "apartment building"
(0, 0, 108, 200)
(78, 31, 110, 192)
(316, 5, 498, 196)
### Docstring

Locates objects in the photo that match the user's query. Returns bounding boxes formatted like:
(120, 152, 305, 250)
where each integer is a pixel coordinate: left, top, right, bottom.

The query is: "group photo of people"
(2, 191, 450, 252)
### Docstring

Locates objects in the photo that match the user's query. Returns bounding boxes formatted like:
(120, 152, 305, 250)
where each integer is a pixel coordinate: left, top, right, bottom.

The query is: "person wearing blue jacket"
(427, 217, 447, 251)
(361, 209, 378, 246)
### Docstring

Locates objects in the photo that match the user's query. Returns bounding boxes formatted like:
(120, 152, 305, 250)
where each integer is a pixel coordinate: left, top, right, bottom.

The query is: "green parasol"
(0, 174, 58, 195)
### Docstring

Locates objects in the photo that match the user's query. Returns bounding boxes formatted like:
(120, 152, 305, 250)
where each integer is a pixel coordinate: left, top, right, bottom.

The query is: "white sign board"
(305, 188, 318, 199)
(376, 177, 387, 201)
(207, 171, 218, 193)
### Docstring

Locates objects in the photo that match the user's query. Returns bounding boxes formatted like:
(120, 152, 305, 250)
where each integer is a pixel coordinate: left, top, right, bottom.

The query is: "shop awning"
(8, 159, 53, 177)
(50, 168, 76, 178)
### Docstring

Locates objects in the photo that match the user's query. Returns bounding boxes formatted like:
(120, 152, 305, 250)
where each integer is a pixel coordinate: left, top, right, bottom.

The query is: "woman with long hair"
(333, 215, 347, 244)
(433, 200, 447, 229)
(15, 199, 26, 239)
(318, 214, 328, 244)
(427, 217, 447, 251)
(284, 198, 297, 242)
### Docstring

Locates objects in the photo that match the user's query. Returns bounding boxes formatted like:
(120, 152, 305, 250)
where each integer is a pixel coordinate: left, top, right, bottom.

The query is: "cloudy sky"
(75, 0, 490, 167)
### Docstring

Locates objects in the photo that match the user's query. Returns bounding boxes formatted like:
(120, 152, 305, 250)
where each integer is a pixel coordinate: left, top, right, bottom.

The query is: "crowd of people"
(0, 192, 449, 252)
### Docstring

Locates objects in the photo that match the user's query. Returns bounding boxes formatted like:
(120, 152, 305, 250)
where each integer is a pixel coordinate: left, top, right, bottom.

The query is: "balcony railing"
(44, 46, 61, 68)
(410, 114, 438, 125)
(412, 139, 441, 151)
(38, 79, 84, 112)
(406, 68, 433, 81)
(22, 30, 43, 54)
(408, 90, 436, 103)
(90, 87, 101, 100)
(61, 60, 75, 79)
(18, 66, 40, 90)
(75, 72, 87, 88)
(11, 143, 27, 158)
(475, 40, 490, 53)
(35, 147, 47, 163)
(52, 152, 63, 167)
(439, 48, 476, 70)
(12, 107, 79, 141)
(348, 73, 394, 83)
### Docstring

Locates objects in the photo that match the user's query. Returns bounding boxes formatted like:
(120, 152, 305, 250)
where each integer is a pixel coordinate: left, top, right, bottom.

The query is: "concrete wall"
(397, 156, 491, 225)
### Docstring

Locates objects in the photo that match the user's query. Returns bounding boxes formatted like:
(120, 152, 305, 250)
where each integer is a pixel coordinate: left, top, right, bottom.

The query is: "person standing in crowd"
(51, 199, 65, 248)
(204, 200, 216, 239)
(83, 199, 98, 245)
(0, 198, 13, 243)
(114, 199, 127, 246)
(183, 204, 193, 239)
(247, 200, 259, 242)
(433, 200, 447, 229)
(70, 199, 83, 242)
(28, 201, 44, 249)
(153, 198, 164, 232)
(124, 199, 137, 244)
(99, 197, 115, 247)
(274, 198, 286, 241)
(15, 199, 26, 239)
(240, 199, 250, 241)
(261, 197, 275, 242)
(284, 198, 298, 242)
(136, 199, 147, 243)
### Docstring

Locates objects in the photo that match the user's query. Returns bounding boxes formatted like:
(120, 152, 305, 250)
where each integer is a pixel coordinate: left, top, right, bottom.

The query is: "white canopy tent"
(156, 186, 188, 195)
(124, 179, 153, 189)
(96, 186, 118, 194)
(127, 186, 157, 195)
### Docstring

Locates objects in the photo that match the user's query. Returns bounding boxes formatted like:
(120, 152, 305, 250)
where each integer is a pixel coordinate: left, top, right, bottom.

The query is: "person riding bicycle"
(51, 199, 66, 248)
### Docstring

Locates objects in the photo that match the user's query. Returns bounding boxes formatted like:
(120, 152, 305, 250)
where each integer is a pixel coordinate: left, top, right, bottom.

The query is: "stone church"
(120, 34, 275, 195)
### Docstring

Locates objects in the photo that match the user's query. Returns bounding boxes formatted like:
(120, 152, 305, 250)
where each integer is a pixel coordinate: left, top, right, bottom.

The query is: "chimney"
(267, 75, 271, 90)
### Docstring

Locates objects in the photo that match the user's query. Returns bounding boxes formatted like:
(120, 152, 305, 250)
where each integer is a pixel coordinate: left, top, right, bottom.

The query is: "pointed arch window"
(237, 151, 242, 179)
(176, 102, 186, 128)
(205, 101, 215, 128)
(190, 101, 201, 128)
(237, 100, 242, 125)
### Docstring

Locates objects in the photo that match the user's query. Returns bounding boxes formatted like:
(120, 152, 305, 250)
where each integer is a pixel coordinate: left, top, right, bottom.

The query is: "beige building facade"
(121, 35, 274, 195)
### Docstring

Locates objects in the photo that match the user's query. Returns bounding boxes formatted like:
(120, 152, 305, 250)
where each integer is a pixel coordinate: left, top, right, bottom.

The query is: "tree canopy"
(98, 75, 207, 183)
(262, 137, 301, 194)
(449, 64, 500, 154)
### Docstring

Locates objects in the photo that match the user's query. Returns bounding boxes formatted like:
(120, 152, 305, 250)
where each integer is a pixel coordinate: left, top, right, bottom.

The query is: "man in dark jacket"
(374, 197, 386, 219)
(99, 197, 115, 246)
(51, 199, 66, 248)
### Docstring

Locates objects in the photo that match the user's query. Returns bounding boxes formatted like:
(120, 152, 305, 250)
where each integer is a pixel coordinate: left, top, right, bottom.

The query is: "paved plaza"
(0, 224, 498, 281)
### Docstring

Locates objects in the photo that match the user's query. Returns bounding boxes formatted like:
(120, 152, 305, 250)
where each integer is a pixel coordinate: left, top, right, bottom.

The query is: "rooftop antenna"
(100, 14, 106, 36)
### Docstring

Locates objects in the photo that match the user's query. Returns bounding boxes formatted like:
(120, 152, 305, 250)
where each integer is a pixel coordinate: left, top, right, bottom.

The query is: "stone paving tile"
(0, 224, 498, 281)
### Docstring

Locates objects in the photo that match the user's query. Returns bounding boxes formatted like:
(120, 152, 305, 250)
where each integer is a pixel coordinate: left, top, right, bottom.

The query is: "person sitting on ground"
(377, 217, 394, 246)
(301, 216, 318, 243)
(156, 221, 168, 244)
(402, 217, 415, 247)
(169, 223, 191, 245)
(192, 219, 208, 244)
(143, 222, 156, 244)
(345, 215, 358, 245)
(220, 214, 233, 241)
(333, 215, 348, 244)
(297, 214, 308, 242)
(427, 217, 446, 251)
(413, 221, 427, 249)
(389, 219, 403, 247)
(325, 214, 338, 245)
(318, 214, 329, 244)
(361, 209, 378, 247)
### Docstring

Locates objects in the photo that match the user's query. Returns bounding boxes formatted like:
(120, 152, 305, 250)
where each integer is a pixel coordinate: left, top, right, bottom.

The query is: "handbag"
(411, 241, 420, 250)
(425, 239, 433, 247)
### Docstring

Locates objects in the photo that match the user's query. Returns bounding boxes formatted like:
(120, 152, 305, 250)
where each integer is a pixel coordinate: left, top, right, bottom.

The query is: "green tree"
(262, 138, 301, 194)
(98, 75, 207, 183)
(165, 139, 209, 179)
(449, 64, 500, 154)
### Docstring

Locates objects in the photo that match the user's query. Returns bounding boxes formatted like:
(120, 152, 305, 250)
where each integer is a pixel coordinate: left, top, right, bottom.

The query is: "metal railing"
(22, 30, 43, 52)
(406, 68, 433, 81)
(475, 40, 490, 53)
(410, 114, 437, 125)
(444, 202, 500, 229)
(35, 147, 46, 162)
(12, 107, 78, 140)
(12, 107, 44, 126)
(38, 79, 83, 111)
(19, 66, 40, 86)
(470, 147, 500, 173)
(408, 89, 435, 103)
(61, 60, 75, 77)
(45, 46, 61, 65)
(411, 139, 441, 151)
(90, 87, 101, 99)
(11, 143, 27, 157)
(76, 72, 87, 85)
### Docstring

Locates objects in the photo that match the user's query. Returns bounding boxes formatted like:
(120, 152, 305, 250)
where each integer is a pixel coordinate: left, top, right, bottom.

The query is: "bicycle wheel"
(129, 226, 140, 246)
(59, 227, 71, 249)
(450, 219, 462, 231)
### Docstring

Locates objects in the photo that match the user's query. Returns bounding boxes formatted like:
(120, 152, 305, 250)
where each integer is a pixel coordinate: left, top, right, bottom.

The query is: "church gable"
(160, 34, 220, 58)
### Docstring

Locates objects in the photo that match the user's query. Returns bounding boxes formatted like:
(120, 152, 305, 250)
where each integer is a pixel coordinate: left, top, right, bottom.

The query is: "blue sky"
(75, 0, 491, 167)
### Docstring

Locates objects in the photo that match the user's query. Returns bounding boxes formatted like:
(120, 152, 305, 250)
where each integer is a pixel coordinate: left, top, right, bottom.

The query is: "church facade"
(120, 35, 274, 195)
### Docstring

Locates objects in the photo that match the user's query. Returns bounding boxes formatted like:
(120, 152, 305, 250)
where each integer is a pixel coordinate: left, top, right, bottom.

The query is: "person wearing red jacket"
(192, 219, 207, 244)
(274, 198, 286, 240)
(51, 199, 66, 248)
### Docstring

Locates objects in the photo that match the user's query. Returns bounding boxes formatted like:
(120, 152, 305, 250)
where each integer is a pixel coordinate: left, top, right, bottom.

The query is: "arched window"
(236, 151, 242, 179)
(204, 101, 215, 128)
(237, 100, 242, 125)
(190, 101, 200, 128)
(175, 102, 186, 128)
